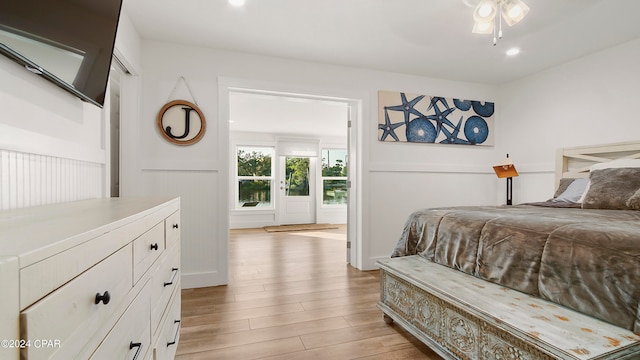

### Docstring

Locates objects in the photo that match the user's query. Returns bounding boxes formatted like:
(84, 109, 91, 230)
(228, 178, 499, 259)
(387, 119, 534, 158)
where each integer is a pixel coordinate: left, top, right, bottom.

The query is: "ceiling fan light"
(473, 0, 497, 22)
(501, 0, 529, 26)
(478, 4, 493, 17)
(472, 20, 494, 34)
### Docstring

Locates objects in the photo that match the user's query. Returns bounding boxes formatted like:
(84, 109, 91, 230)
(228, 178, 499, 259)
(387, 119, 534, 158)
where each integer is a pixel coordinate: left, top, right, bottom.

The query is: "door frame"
(219, 77, 363, 275)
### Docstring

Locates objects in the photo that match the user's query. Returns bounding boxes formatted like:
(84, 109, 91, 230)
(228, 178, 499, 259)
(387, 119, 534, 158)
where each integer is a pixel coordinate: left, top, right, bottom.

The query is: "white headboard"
(556, 141, 640, 186)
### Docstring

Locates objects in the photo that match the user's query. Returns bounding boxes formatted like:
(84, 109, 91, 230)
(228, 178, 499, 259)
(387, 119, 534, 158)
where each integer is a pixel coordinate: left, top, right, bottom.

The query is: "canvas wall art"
(378, 90, 495, 146)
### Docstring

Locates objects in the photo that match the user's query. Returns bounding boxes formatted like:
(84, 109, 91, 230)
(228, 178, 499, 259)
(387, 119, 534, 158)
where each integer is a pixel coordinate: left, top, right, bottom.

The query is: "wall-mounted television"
(0, 0, 123, 108)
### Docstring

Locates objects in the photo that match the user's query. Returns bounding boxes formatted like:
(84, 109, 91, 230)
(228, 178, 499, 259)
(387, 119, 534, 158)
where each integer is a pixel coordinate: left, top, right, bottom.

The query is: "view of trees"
(237, 148, 272, 206)
(236, 147, 348, 207)
(322, 158, 347, 177)
(237, 148, 271, 176)
(321, 149, 347, 205)
(285, 157, 310, 196)
(321, 149, 347, 176)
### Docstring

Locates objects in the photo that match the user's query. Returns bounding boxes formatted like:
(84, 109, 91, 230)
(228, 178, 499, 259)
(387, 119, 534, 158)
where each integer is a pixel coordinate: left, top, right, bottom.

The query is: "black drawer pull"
(167, 319, 181, 347)
(150, 243, 159, 251)
(172, 224, 179, 229)
(163, 268, 179, 287)
(129, 341, 143, 360)
(95, 291, 111, 305)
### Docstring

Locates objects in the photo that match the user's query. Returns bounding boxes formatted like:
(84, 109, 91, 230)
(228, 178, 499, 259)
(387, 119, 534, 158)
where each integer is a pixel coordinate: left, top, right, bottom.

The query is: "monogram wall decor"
(157, 99, 206, 146)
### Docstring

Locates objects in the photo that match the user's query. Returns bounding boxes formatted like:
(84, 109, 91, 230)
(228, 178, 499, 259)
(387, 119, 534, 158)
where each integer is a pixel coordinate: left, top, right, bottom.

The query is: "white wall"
(0, 45, 105, 210)
(132, 37, 640, 283)
(129, 39, 498, 286)
(497, 38, 640, 204)
(0, 9, 142, 211)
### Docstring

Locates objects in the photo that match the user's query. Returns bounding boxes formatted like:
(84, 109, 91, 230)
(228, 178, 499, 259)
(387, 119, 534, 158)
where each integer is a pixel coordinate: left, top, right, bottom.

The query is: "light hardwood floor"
(175, 226, 442, 360)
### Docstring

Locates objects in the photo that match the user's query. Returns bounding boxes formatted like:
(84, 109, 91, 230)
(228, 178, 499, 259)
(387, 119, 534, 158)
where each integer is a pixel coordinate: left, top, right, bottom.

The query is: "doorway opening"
(107, 55, 130, 197)
(225, 85, 360, 267)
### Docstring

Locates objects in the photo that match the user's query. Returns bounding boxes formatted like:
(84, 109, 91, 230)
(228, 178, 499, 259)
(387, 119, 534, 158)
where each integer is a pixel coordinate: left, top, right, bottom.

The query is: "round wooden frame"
(157, 100, 206, 146)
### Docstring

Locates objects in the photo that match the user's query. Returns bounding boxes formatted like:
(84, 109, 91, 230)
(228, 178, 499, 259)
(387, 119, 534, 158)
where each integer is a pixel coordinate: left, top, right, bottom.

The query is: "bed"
(377, 141, 640, 360)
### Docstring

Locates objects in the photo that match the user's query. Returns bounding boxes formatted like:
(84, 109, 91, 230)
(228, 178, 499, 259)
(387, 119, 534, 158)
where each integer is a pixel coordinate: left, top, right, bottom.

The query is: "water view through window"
(322, 149, 347, 205)
(237, 146, 273, 208)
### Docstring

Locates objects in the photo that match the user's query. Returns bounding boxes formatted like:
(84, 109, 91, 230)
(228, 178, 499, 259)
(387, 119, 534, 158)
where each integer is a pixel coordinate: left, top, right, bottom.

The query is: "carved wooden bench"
(377, 255, 640, 360)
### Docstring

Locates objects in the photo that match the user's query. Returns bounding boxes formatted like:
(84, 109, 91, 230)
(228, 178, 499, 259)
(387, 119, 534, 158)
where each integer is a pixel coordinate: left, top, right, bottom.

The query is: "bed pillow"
(553, 178, 589, 203)
(627, 189, 640, 210)
(552, 178, 576, 199)
(577, 159, 640, 203)
(581, 167, 640, 210)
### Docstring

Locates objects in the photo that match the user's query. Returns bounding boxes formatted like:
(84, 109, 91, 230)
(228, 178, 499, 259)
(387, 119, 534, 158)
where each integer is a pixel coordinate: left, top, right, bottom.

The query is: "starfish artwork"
(378, 110, 405, 141)
(377, 90, 494, 146)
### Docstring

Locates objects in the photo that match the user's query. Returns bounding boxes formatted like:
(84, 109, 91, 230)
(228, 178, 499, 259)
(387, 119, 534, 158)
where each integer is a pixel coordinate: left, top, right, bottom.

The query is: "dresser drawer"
(20, 231, 118, 310)
(90, 281, 152, 360)
(20, 245, 133, 360)
(150, 243, 180, 335)
(164, 211, 180, 250)
(133, 222, 165, 283)
(153, 291, 181, 360)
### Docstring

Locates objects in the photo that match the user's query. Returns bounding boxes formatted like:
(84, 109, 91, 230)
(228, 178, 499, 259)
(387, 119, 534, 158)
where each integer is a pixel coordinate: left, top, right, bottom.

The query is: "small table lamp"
(493, 154, 519, 205)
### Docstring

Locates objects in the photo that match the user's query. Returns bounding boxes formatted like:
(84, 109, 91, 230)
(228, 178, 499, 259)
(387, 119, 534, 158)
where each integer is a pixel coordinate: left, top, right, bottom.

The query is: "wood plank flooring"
(176, 226, 442, 359)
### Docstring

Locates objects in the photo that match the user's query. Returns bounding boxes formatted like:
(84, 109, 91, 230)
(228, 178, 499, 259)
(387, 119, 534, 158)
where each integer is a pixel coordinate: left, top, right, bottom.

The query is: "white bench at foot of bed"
(377, 255, 640, 360)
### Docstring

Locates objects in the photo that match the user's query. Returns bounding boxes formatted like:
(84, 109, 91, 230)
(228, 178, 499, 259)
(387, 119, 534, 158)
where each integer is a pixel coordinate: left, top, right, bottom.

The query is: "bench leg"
(383, 314, 394, 324)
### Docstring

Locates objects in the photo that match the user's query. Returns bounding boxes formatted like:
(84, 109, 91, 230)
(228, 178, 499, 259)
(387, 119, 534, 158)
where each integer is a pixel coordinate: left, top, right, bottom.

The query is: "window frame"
(235, 145, 275, 210)
(320, 148, 348, 207)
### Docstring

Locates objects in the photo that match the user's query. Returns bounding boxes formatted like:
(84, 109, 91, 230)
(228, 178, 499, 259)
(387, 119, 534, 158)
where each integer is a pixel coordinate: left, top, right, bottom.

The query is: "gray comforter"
(391, 204, 640, 333)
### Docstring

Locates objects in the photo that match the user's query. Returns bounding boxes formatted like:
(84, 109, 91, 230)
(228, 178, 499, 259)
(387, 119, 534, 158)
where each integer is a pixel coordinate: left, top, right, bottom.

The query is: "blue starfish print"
(385, 93, 426, 126)
(439, 116, 470, 145)
(428, 97, 450, 112)
(378, 109, 405, 141)
(426, 98, 456, 136)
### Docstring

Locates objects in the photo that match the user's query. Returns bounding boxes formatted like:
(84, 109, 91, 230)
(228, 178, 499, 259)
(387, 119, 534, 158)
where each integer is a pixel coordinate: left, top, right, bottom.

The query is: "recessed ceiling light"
(506, 47, 520, 56)
(229, 0, 245, 7)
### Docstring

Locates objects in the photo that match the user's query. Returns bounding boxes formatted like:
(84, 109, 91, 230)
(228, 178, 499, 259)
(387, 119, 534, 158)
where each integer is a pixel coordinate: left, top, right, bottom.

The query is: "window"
(321, 149, 347, 205)
(237, 146, 273, 208)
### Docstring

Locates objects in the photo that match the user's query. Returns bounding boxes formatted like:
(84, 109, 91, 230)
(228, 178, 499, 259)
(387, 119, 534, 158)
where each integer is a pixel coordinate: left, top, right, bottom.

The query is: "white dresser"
(0, 197, 181, 360)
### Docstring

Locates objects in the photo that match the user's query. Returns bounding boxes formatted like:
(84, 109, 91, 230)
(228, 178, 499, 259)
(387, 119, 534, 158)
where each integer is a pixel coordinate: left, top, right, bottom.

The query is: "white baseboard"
(181, 271, 227, 289)
(363, 255, 387, 271)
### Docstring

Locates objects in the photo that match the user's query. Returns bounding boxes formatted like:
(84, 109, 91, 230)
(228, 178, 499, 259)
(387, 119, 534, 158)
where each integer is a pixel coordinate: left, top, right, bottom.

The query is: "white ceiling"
(123, 0, 640, 137)
(229, 91, 349, 137)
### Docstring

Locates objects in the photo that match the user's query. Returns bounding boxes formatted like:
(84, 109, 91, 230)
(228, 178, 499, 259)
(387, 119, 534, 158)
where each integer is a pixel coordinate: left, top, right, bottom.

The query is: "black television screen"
(0, 0, 123, 107)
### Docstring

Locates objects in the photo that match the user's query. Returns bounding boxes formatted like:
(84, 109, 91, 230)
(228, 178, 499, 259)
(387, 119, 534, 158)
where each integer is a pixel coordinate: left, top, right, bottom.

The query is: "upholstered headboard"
(556, 141, 640, 186)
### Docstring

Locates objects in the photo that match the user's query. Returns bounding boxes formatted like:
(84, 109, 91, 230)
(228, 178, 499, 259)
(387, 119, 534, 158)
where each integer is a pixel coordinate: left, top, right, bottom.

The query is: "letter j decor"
(157, 99, 206, 146)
